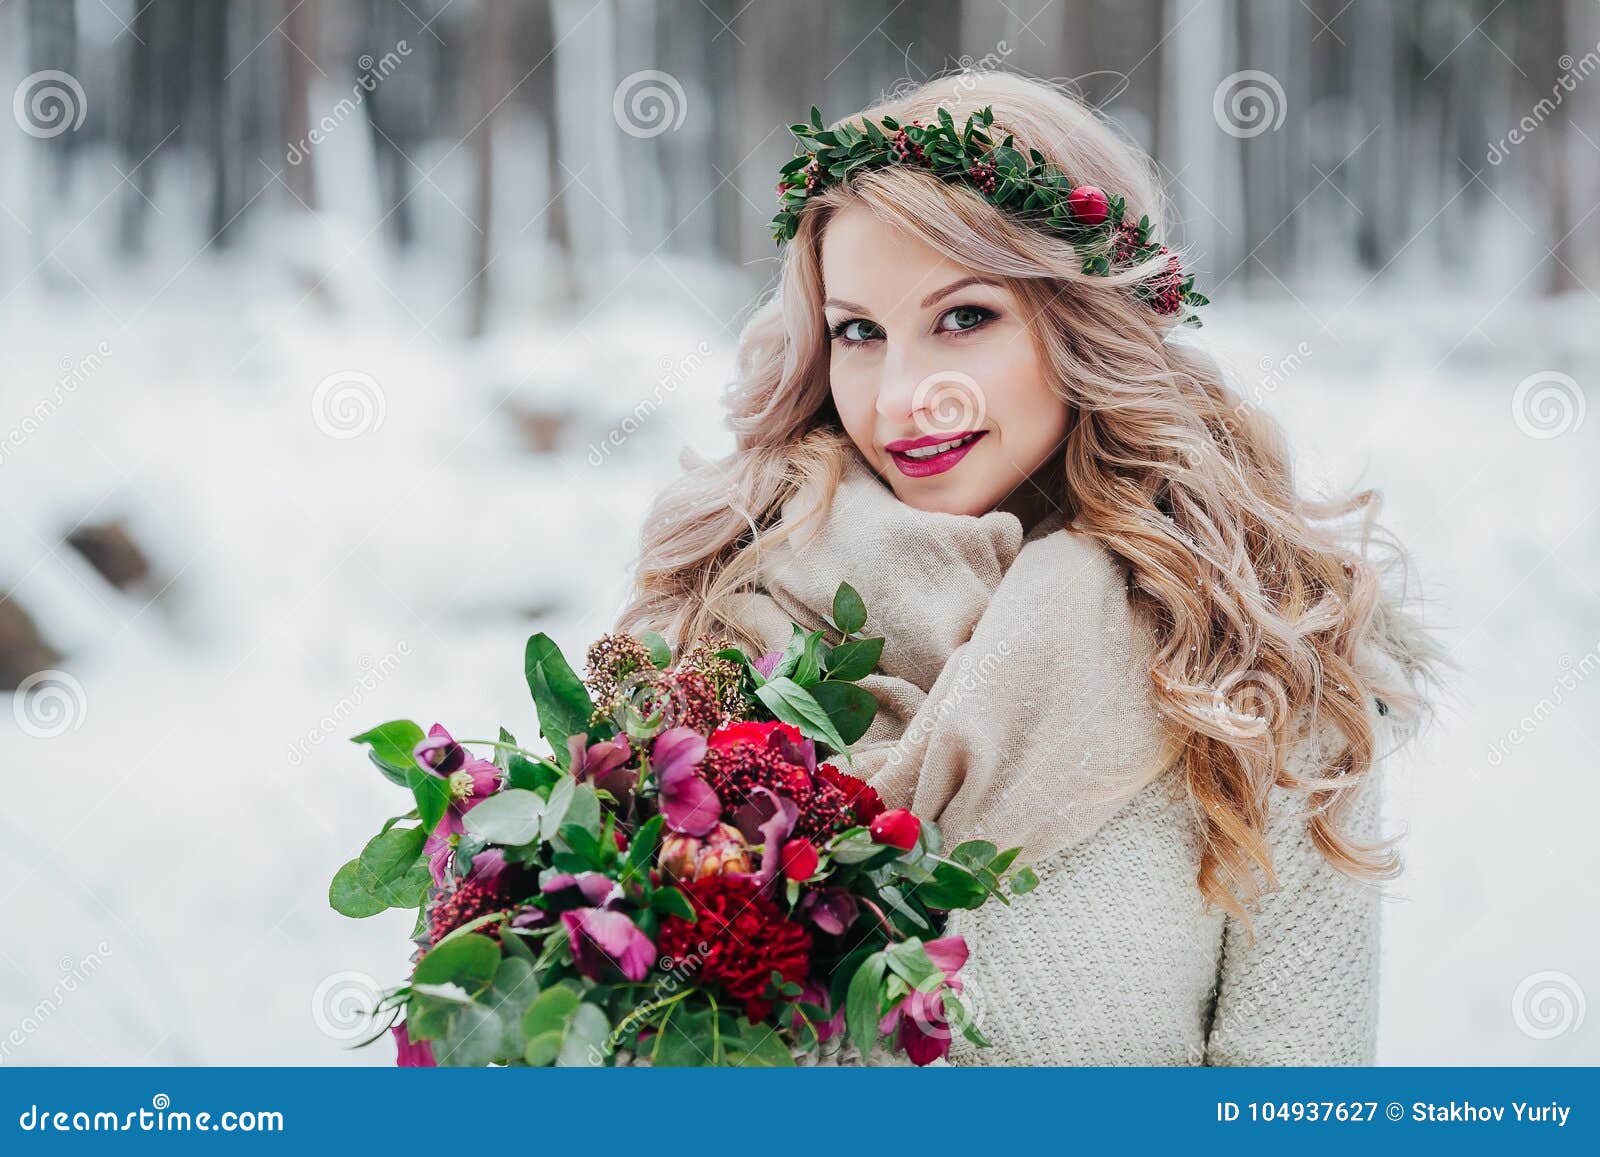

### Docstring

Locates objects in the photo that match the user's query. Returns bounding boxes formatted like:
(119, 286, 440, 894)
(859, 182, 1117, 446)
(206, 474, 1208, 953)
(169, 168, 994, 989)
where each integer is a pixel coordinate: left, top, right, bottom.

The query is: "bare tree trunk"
(467, 0, 512, 337)
(282, 0, 318, 210)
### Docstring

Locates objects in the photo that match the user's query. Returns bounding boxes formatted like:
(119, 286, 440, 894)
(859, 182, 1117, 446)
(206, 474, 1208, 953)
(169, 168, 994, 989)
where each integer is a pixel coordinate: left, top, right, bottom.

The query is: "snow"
(2, 145, 1596, 1067)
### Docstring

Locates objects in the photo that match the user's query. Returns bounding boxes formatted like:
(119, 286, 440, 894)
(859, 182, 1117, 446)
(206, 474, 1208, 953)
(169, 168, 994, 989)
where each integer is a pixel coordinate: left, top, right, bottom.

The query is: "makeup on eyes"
(826, 303, 999, 345)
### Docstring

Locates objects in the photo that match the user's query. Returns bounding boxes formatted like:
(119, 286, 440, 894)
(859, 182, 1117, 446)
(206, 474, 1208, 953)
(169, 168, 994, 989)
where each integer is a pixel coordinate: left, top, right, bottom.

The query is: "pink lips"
(885, 429, 987, 478)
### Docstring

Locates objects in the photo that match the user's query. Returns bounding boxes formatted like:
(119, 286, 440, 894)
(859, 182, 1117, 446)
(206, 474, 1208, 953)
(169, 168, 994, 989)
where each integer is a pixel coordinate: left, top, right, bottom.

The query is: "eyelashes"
(827, 304, 1000, 346)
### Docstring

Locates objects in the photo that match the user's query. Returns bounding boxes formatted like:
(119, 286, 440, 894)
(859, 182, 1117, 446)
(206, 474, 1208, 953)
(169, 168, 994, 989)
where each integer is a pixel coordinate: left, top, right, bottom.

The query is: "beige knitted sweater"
(719, 454, 1391, 1067)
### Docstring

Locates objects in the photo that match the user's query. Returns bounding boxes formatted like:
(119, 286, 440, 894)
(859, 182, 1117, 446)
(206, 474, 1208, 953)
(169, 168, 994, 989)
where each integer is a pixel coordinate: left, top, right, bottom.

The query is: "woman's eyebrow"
(920, 275, 1001, 308)
(824, 275, 1001, 315)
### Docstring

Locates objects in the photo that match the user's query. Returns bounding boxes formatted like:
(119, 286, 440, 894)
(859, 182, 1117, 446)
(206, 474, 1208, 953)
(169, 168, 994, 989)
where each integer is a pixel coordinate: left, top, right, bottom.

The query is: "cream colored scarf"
(721, 451, 1177, 866)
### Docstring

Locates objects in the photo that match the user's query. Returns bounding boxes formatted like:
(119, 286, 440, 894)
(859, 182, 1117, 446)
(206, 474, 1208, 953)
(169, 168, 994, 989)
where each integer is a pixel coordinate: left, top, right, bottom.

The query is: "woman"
(614, 72, 1434, 1065)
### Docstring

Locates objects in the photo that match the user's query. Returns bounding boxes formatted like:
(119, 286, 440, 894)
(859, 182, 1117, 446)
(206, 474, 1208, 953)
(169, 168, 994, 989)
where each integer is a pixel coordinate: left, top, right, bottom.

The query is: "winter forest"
(1, 0, 1597, 1065)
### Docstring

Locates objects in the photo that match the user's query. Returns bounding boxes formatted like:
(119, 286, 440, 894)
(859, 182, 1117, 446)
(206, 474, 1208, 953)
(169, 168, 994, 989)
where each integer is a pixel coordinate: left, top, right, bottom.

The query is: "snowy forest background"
(1, 0, 1596, 1065)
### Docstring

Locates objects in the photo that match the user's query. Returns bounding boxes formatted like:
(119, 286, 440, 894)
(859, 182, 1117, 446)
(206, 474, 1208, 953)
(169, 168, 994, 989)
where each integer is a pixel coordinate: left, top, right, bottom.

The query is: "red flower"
(869, 807, 921, 850)
(815, 762, 884, 824)
(656, 875, 811, 1022)
(779, 838, 819, 882)
(707, 720, 802, 751)
(702, 724, 852, 844)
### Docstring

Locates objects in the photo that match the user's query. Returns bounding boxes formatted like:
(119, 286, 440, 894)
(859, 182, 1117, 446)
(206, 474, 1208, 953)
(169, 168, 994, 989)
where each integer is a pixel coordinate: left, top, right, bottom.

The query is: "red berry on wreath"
(1068, 184, 1109, 226)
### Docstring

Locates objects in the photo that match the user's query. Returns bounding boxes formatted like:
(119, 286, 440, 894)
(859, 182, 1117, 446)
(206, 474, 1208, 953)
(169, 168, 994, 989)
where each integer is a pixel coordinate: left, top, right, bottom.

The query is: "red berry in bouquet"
(657, 874, 812, 1022)
(869, 807, 921, 850)
(779, 838, 820, 882)
(702, 720, 856, 844)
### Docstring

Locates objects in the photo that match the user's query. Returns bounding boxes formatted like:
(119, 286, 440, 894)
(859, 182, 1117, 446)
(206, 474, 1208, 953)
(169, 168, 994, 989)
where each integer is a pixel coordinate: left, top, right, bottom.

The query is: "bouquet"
(330, 582, 1037, 1067)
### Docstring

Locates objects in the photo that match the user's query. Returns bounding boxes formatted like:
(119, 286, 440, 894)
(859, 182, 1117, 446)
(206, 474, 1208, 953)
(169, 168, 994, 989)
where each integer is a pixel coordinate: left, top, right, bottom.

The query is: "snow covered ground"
(1, 136, 1595, 1066)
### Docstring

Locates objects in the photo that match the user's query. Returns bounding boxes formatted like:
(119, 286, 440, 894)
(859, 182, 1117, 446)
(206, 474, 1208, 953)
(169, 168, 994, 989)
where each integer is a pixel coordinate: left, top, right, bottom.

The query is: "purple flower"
(877, 935, 969, 1065)
(792, 979, 845, 1043)
(561, 908, 655, 982)
(651, 726, 721, 836)
(414, 724, 502, 836)
(798, 887, 859, 935)
(567, 733, 635, 804)
(731, 786, 798, 890)
(753, 650, 783, 679)
(392, 1022, 436, 1067)
(540, 870, 622, 908)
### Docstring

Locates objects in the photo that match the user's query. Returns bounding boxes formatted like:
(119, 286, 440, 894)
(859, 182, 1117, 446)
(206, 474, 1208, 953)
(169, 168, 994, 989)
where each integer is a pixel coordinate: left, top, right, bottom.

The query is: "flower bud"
(868, 807, 921, 851)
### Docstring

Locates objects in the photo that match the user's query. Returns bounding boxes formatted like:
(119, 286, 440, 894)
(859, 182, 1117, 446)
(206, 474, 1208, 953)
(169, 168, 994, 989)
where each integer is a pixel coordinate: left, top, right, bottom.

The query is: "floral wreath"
(772, 104, 1210, 326)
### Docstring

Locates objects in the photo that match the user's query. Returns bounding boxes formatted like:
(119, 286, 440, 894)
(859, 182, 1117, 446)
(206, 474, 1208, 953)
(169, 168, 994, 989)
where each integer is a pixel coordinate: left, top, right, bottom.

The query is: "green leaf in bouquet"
(827, 828, 898, 868)
(522, 982, 609, 1067)
(649, 885, 695, 920)
(413, 933, 501, 996)
(875, 883, 931, 930)
(328, 860, 386, 918)
(406, 764, 450, 837)
(944, 991, 991, 1048)
(807, 679, 876, 745)
(641, 630, 673, 669)
(352, 720, 426, 787)
(792, 629, 827, 687)
(524, 633, 598, 768)
(832, 581, 867, 634)
(476, 956, 540, 1058)
(884, 939, 943, 992)
(496, 727, 562, 793)
(821, 635, 883, 681)
(844, 952, 887, 1055)
(754, 676, 850, 756)
(1009, 865, 1040, 894)
(541, 780, 601, 848)
(463, 788, 546, 846)
(329, 825, 428, 917)
(724, 1019, 796, 1067)
(911, 860, 993, 910)
(434, 1001, 511, 1067)
(950, 838, 999, 867)
(651, 1002, 720, 1066)
(623, 814, 664, 884)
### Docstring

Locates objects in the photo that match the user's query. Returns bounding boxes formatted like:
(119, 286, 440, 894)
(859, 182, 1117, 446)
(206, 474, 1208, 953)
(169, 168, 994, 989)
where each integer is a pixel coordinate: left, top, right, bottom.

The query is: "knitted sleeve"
(1202, 756, 1387, 1066)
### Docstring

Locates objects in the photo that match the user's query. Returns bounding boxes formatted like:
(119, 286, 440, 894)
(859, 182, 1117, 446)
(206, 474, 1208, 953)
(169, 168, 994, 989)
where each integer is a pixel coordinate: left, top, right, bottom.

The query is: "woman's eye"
(831, 318, 884, 344)
(937, 305, 996, 334)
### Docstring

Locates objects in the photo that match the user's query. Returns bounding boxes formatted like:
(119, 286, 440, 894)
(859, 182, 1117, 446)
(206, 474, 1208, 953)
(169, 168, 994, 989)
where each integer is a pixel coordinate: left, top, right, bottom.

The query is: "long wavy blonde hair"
(614, 72, 1435, 920)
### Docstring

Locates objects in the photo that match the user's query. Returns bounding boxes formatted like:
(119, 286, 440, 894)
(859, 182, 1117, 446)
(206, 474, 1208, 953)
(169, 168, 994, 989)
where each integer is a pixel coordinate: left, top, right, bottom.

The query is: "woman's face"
(820, 204, 1070, 522)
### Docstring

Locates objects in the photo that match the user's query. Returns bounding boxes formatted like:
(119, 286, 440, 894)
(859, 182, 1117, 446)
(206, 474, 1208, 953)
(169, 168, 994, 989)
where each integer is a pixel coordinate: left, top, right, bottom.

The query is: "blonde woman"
(615, 72, 1434, 1066)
